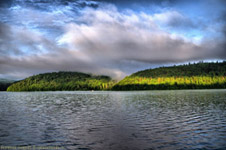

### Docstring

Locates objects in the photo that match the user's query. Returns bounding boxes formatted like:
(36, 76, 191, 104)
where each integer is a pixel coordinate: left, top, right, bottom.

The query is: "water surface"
(0, 90, 226, 150)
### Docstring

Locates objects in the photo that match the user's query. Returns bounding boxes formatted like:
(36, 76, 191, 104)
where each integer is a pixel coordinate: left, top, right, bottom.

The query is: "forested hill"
(7, 72, 115, 91)
(112, 62, 226, 90)
(132, 62, 226, 77)
(6, 62, 226, 91)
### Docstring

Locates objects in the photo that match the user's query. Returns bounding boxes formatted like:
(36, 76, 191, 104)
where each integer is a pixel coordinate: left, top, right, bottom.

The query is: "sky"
(0, 0, 226, 80)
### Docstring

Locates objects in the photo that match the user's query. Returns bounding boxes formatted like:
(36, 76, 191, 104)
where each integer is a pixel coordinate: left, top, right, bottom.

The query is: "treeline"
(5, 62, 226, 91)
(112, 62, 226, 90)
(112, 76, 226, 90)
(7, 72, 115, 91)
(132, 61, 226, 77)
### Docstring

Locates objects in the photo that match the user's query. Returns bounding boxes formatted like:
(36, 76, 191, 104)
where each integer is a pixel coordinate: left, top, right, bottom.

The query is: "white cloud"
(57, 6, 213, 64)
(0, 1, 225, 80)
(153, 10, 197, 29)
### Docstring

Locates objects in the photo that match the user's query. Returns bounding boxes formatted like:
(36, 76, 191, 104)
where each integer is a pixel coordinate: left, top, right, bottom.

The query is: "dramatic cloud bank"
(0, 0, 226, 79)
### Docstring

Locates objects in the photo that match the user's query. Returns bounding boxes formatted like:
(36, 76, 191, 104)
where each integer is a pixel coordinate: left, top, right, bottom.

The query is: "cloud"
(91, 0, 189, 7)
(58, 6, 225, 62)
(0, 0, 13, 8)
(0, 22, 55, 56)
(0, 0, 226, 80)
(0, 22, 126, 79)
(153, 11, 197, 29)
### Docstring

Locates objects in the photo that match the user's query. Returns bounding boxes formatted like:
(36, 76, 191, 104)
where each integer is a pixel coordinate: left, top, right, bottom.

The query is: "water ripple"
(0, 90, 226, 150)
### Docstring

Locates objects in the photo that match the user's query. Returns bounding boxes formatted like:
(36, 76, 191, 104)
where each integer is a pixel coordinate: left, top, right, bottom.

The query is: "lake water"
(0, 90, 226, 150)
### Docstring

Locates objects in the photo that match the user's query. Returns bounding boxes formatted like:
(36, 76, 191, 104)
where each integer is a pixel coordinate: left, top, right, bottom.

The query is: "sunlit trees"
(6, 62, 226, 91)
(112, 62, 226, 90)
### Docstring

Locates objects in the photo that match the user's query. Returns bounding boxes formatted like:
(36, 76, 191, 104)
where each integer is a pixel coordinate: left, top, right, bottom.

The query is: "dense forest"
(112, 62, 226, 90)
(7, 72, 115, 91)
(5, 62, 226, 91)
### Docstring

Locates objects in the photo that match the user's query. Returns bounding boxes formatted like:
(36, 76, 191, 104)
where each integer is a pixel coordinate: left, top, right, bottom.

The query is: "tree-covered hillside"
(6, 62, 226, 91)
(112, 62, 226, 90)
(7, 72, 115, 91)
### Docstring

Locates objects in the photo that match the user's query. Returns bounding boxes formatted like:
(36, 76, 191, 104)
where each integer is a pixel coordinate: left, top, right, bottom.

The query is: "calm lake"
(0, 90, 226, 150)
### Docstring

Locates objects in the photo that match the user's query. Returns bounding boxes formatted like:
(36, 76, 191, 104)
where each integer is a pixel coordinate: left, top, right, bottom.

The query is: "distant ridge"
(6, 62, 226, 91)
(7, 72, 115, 91)
(112, 62, 226, 90)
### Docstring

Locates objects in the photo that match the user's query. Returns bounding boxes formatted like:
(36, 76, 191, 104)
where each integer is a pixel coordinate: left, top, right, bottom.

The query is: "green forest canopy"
(6, 61, 226, 91)
(7, 72, 116, 91)
(112, 61, 226, 90)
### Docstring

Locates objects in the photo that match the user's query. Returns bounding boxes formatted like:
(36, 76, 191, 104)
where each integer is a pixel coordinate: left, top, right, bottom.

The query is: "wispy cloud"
(0, 0, 226, 79)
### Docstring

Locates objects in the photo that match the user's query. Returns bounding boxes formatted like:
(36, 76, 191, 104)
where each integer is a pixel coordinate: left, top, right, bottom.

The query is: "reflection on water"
(0, 90, 226, 150)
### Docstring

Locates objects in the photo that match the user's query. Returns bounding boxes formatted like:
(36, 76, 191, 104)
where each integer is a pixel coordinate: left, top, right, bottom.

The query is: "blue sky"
(0, 0, 226, 79)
